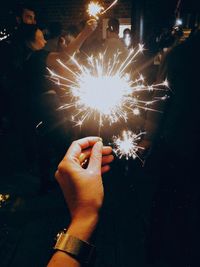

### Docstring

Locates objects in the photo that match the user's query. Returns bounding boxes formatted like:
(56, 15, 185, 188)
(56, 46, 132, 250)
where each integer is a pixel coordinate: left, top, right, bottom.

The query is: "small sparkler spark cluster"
(87, 0, 118, 19)
(112, 130, 145, 160)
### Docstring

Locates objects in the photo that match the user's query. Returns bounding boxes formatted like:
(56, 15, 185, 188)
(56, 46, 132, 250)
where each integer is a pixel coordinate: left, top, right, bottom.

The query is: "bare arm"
(46, 20, 97, 68)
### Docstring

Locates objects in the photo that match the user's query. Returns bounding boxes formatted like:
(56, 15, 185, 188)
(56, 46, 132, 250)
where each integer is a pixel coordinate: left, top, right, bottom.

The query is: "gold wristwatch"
(54, 230, 95, 265)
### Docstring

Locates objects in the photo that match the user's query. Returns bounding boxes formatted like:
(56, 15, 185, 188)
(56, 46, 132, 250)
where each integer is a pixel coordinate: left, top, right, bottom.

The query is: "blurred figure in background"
(1, 16, 97, 193)
(44, 21, 62, 52)
(122, 27, 132, 49)
(0, 3, 37, 134)
(143, 25, 200, 267)
(14, 3, 36, 26)
(15, 20, 98, 193)
(104, 17, 128, 58)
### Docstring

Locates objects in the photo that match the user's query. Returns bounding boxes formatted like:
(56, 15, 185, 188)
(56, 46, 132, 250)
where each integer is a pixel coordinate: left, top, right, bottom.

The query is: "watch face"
(55, 231, 62, 241)
(56, 232, 61, 239)
(55, 229, 67, 241)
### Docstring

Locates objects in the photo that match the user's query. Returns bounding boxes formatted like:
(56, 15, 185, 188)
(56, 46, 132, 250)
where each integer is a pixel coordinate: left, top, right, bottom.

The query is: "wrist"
(67, 213, 99, 242)
(51, 219, 97, 267)
(82, 26, 93, 38)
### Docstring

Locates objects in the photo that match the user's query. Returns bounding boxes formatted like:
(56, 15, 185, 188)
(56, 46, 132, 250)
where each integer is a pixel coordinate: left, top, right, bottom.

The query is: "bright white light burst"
(47, 44, 168, 128)
(112, 130, 145, 160)
(87, 2, 104, 19)
(87, 0, 118, 18)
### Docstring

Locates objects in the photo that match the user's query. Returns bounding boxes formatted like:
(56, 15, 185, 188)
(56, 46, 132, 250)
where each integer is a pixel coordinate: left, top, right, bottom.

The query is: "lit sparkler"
(112, 130, 145, 160)
(87, 0, 118, 18)
(47, 44, 169, 128)
(87, 2, 104, 19)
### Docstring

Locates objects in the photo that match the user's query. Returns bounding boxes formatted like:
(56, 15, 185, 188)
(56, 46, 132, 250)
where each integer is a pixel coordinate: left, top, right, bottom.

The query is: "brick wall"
(36, 0, 132, 37)
(0, 1, 131, 27)
(42, 0, 131, 25)
(0, 0, 132, 39)
(35, 0, 87, 28)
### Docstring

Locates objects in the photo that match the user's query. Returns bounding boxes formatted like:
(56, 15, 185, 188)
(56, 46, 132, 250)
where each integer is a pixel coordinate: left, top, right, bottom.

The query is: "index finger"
(66, 136, 102, 160)
(87, 19, 97, 29)
(87, 19, 97, 24)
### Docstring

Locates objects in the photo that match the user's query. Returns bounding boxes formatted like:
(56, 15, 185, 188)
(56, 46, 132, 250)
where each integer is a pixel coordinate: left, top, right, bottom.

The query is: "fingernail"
(97, 140, 103, 147)
(98, 137, 103, 141)
(79, 153, 85, 162)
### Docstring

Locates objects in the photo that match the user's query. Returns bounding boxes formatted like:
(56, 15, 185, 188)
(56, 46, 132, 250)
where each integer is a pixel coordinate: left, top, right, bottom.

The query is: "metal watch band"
(54, 232, 95, 264)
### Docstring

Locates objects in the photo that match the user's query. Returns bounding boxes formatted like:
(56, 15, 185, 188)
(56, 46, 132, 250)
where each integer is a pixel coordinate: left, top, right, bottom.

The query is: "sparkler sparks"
(87, 2, 104, 19)
(0, 29, 9, 41)
(48, 45, 168, 128)
(87, 0, 118, 18)
(112, 130, 145, 160)
(101, 0, 118, 15)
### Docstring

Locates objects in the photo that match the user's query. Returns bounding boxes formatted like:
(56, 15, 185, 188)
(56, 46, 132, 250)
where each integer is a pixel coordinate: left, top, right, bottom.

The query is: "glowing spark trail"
(48, 45, 168, 128)
(0, 29, 9, 41)
(112, 130, 145, 160)
(87, 0, 118, 18)
(100, 0, 118, 15)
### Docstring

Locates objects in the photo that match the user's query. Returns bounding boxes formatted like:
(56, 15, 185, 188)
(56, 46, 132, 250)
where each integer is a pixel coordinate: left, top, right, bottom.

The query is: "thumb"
(88, 141, 103, 173)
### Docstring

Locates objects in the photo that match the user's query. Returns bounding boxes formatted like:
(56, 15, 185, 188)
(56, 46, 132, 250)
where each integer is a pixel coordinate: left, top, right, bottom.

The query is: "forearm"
(61, 29, 89, 56)
(48, 251, 79, 267)
(47, 214, 99, 267)
(67, 213, 99, 241)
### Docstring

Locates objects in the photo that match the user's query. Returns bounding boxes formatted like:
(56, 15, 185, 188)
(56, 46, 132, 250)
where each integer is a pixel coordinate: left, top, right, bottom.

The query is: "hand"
(47, 137, 113, 266)
(83, 19, 97, 36)
(55, 137, 113, 221)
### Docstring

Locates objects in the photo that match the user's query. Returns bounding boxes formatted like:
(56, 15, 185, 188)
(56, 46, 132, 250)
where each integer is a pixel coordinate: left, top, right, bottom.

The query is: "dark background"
(0, 1, 200, 267)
